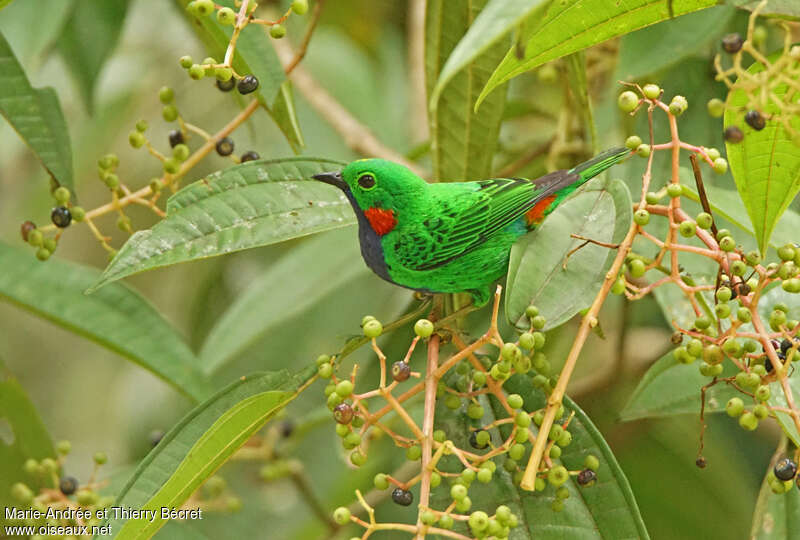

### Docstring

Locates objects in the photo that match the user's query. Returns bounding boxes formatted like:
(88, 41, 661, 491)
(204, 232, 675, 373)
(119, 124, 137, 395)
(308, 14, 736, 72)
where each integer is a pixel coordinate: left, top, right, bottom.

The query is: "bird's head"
(313, 158, 426, 215)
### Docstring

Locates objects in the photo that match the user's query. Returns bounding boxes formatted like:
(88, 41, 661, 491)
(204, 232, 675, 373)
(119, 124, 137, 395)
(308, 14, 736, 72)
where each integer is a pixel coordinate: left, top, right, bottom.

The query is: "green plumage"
(313, 147, 629, 305)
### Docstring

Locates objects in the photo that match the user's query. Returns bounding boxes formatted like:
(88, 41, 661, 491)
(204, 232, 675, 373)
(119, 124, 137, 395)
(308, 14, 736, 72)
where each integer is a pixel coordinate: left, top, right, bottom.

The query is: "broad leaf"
(89, 158, 351, 291)
(200, 230, 365, 374)
(724, 51, 800, 254)
(0, 31, 74, 191)
(0, 242, 212, 401)
(615, 5, 736, 81)
(735, 0, 800, 19)
(56, 0, 129, 111)
(426, 0, 508, 181)
(481, 375, 650, 539)
(750, 447, 800, 539)
(102, 366, 316, 540)
(0, 357, 54, 529)
(477, 0, 718, 107)
(506, 177, 632, 331)
(621, 352, 739, 421)
(269, 81, 304, 153)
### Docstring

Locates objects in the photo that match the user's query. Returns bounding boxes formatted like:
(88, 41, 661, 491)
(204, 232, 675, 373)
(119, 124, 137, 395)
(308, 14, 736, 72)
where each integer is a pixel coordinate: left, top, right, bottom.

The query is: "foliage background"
(0, 0, 794, 538)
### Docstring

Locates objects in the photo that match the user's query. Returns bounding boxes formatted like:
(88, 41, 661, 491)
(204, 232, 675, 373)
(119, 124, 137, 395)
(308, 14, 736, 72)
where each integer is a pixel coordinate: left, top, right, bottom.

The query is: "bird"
(312, 147, 629, 306)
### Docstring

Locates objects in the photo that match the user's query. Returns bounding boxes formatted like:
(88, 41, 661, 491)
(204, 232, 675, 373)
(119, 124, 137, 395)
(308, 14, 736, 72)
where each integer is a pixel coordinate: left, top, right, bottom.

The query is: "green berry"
(558, 430, 572, 447)
(694, 315, 711, 330)
(642, 84, 661, 100)
(11, 483, 33, 504)
(162, 104, 179, 121)
(291, 0, 309, 14)
(477, 467, 493, 483)
(713, 157, 728, 174)
(549, 445, 562, 459)
(629, 259, 646, 278)
(406, 445, 422, 461)
(666, 183, 683, 198)
(645, 191, 661, 204)
(515, 411, 531, 428)
(547, 465, 569, 486)
(129, 131, 146, 148)
(755, 385, 771, 402)
(719, 236, 735, 252)
(634, 209, 650, 226)
(414, 318, 434, 338)
(179, 55, 193, 69)
(318, 363, 333, 378)
(584, 455, 600, 471)
(669, 95, 688, 115)
(618, 91, 639, 113)
(363, 319, 382, 338)
(54, 186, 71, 205)
(716, 286, 732, 302)
(163, 158, 180, 174)
(191, 0, 214, 16)
(467, 403, 484, 420)
(679, 221, 695, 237)
(636, 143, 651, 158)
(451, 483, 467, 501)
(335, 380, 353, 397)
(93, 451, 108, 465)
(525, 305, 539, 319)
(730, 260, 746, 276)
(217, 7, 236, 24)
(739, 411, 758, 431)
(439, 514, 454, 529)
(469, 511, 489, 533)
(754, 404, 769, 419)
(509, 443, 525, 461)
(707, 98, 725, 117)
(532, 315, 546, 329)
(269, 24, 287, 39)
(779, 244, 797, 261)
(726, 397, 744, 417)
(625, 135, 642, 149)
(173, 143, 190, 162)
(159, 86, 174, 104)
(188, 64, 205, 80)
(333, 507, 351, 525)
(507, 393, 524, 409)
(715, 303, 731, 319)
(706, 147, 721, 161)
(687, 338, 703, 357)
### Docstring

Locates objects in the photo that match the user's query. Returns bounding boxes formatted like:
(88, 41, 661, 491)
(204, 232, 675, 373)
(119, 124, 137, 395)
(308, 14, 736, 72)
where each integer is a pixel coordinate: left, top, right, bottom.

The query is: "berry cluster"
(319, 294, 600, 538)
(20, 187, 85, 261)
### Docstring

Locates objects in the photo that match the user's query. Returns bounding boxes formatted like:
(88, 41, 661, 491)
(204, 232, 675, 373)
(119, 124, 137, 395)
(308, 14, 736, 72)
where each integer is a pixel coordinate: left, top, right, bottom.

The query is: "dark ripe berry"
(149, 429, 164, 447)
(577, 469, 597, 486)
(168, 130, 184, 148)
(279, 419, 295, 438)
(775, 458, 798, 481)
(765, 356, 774, 373)
(670, 332, 683, 345)
(216, 78, 236, 92)
(20, 221, 36, 242)
(745, 110, 766, 131)
(391, 488, 413, 506)
(391, 361, 410, 382)
(469, 430, 489, 450)
(59, 476, 78, 495)
(240, 151, 260, 162)
(781, 339, 793, 354)
(721, 33, 744, 54)
(51, 206, 71, 228)
(237, 75, 259, 95)
(724, 126, 744, 143)
(695, 457, 707, 469)
(216, 137, 234, 156)
(333, 403, 354, 424)
(735, 282, 751, 297)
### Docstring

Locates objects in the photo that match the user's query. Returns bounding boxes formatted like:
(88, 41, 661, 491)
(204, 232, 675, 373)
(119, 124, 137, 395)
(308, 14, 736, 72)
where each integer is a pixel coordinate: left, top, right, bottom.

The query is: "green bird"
(313, 147, 629, 305)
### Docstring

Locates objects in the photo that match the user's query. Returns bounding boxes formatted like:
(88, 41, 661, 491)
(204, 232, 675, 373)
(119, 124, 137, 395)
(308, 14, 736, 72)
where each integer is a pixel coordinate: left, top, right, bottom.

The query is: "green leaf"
(477, 0, 718, 107)
(103, 366, 316, 540)
(724, 51, 800, 254)
(0, 0, 14, 11)
(268, 80, 304, 153)
(750, 445, 800, 539)
(56, 0, 129, 112)
(426, 0, 508, 181)
(565, 51, 597, 151)
(200, 229, 364, 374)
(429, 0, 548, 112)
(0, 31, 74, 192)
(484, 375, 650, 539)
(0, 242, 212, 402)
(620, 352, 739, 421)
(769, 369, 800, 447)
(506, 177, 632, 331)
(615, 6, 736, 81)
(735, 0, 800, 20)
(0, 356, 55, 529)
(89, 158, 351, 292)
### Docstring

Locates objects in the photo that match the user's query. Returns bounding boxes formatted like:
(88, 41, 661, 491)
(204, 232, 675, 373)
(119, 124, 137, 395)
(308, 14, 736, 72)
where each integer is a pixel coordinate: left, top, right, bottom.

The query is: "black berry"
(216, 78, 236, 92)
(237, 75, 259, 95)
(216, 137, 235, 156)
(20, 221, 36, 242)
(781, 339, 792, 355)
(576, 469, 597, 486)
(240, 151, 260, 162)
(168, 130, 184, 148)
(469, 430, 489, 450)
(59, 476, 78, 495)
(775, 458, 798, 481)
(391, 488, 413, 506)
(721, 33, 744, 54)
(724, 126, 744, 143)
(391, 361, 410, 382)
(279, 420, 295, 438)
(51, 206, 71, 228)
(695, 457, 707, 469)
(333, 403, 354, 424)
(745, 110, 766, 131)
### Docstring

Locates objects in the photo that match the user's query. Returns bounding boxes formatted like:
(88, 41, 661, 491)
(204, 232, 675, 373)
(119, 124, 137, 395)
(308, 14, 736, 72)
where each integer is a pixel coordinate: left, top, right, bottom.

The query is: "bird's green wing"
(394, 178, 554, 271)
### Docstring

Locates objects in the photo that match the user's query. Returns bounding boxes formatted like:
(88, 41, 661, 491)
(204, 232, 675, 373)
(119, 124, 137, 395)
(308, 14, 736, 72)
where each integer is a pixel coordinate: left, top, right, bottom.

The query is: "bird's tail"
(569, 146, 630, 182)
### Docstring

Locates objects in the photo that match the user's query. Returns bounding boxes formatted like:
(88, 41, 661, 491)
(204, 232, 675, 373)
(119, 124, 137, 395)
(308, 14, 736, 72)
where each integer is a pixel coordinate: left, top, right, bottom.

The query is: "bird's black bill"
(312, 171, 346, 189)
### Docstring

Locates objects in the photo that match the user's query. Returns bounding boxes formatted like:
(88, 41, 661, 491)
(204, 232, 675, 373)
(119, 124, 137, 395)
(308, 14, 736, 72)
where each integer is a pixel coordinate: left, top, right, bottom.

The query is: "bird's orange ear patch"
(525, 195, 557, 225)
(364, 207, 397, 236)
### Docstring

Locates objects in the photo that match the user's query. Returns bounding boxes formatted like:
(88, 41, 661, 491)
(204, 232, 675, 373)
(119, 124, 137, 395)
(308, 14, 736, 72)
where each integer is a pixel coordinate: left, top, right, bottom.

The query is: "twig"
(407, 0, 428, 144)
(284, 0, 325, 75)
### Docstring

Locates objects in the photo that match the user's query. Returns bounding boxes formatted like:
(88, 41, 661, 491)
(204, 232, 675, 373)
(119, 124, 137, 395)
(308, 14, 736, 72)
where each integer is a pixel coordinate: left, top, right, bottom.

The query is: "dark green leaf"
(0, 31, 74, 191)
(477, 0, 719, 107)
(506, 177, 632, 331)
(724, 50, 800, 254)
(56, 0, 129, 111)
(735, 0, 800, 20)
(89, 158, 351, 291)
(268, 80, 304, 153)
(103, 366, 316, 539)
(0, 242, 212, 401)
(426, 0, 508, 181)
(621, 352, 739, 421)
(0, 356, 55, 529)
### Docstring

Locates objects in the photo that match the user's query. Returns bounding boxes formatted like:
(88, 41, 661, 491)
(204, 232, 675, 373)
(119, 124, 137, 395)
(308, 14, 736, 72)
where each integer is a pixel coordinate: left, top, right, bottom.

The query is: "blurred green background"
(0, 1, 787, 538)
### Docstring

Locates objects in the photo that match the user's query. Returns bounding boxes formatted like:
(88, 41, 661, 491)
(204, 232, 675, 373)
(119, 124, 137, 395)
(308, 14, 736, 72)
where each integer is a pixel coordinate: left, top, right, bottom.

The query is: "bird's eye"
(357, 173, 376, 190)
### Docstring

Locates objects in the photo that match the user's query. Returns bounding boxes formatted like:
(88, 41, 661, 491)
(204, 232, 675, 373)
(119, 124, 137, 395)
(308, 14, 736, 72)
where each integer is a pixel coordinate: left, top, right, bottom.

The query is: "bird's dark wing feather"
(393, 175, 574, 271)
